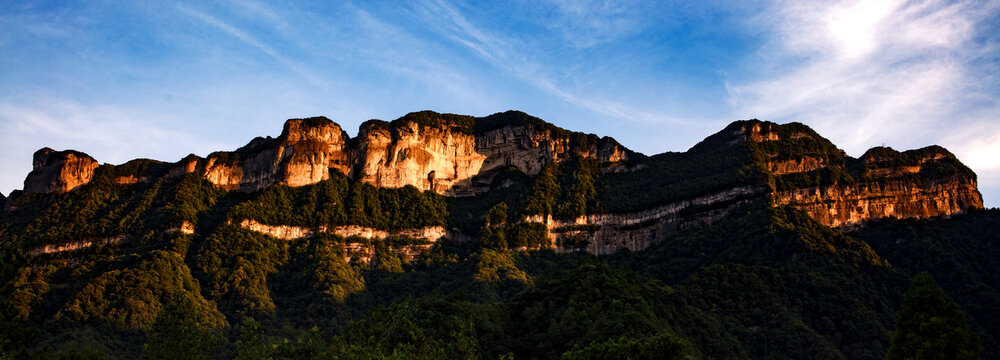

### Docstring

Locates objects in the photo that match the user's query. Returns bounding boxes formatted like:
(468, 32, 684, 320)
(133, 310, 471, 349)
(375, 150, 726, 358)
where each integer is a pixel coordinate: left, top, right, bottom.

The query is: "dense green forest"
(2, 172, 994, 359)
(0, 117, 994, 359)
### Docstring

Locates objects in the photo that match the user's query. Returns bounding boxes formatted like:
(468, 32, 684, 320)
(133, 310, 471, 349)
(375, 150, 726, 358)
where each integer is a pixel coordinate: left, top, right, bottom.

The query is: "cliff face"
(15, 113, 983, 236)
(775, 176, 982, 227)
(353, 111, 629, 195)
(352, 118, 487, 195)
(526, 186, 764, 255)
(727, 120, 985, 227)
(15, 111, 627, 198)
(170, 111, 630, 194)
(238, 219, 445, 264)
(772, 145, 982, 227)
(188, 117, 351, 191)
(24, 148, 99, 194)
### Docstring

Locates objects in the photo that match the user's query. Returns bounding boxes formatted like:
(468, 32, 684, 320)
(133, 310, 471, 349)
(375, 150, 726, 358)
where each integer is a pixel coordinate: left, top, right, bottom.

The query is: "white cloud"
(0, 100, 228, 194)
(730, 0, 1000, 153)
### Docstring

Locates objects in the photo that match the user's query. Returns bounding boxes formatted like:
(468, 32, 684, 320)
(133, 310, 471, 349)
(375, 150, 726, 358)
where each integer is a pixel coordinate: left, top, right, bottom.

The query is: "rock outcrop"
(169, 110, 630, 195)
(16, 113, 983, 239)
(238, 219, 445, 264)
(351, 117, 487, 195)
(29, 235, 126, 256)
(182, 117, 351, 191)
(775, 176, 982, 227)
(526, 186, 765, 255)
(773, 145, 983, 227)
(353, 111, 628, 195)
(725, 120, 985, 227)
(24, 148, 99, 194)
(238, 219, 447, 242)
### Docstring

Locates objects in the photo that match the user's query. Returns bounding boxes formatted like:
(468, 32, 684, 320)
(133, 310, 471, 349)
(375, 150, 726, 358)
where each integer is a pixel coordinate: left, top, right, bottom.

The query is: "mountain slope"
(0, 111, 993, 359)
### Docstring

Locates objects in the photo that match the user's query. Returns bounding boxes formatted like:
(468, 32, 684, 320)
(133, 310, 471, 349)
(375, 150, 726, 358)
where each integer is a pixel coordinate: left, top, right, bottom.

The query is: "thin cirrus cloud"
(543, 0, 653, 49)
(409, 0, 678, 125)
(174, 3, 327, 89)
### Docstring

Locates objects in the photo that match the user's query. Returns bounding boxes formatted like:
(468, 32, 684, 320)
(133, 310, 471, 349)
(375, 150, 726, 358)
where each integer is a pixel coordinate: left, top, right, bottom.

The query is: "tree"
(481, 203, 509, 250)
(524, 164, 559, 216)
(886, 272, 980, 360)
(0, 248, 39, 356)
(561, 333, 689, 360)
(143, 292, 224, 360)
(235, 317, 272, 360)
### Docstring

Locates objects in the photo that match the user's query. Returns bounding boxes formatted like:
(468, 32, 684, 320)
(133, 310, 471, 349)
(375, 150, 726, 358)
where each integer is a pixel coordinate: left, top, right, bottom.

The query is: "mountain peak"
(723, 119, 824, 144)
(25, 147, 99, 194)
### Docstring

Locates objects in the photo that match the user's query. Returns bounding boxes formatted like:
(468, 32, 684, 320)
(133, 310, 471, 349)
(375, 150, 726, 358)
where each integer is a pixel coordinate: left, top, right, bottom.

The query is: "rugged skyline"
(1, 0, 998, 206)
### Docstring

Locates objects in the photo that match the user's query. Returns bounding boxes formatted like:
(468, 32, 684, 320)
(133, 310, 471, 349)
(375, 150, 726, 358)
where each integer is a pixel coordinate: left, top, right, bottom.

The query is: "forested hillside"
(0, 113, 992, 359)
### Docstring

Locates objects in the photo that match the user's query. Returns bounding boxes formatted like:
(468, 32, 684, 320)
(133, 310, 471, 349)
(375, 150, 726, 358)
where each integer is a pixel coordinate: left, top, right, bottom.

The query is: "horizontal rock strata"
(526, 186, 764, 255)
(238, 219, 446, 263)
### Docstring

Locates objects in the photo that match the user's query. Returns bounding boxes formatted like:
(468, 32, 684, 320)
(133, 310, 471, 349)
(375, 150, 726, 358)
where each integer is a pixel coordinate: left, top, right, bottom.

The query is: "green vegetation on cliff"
(0, 116, 993, 360)
(228, 172, 447, 230)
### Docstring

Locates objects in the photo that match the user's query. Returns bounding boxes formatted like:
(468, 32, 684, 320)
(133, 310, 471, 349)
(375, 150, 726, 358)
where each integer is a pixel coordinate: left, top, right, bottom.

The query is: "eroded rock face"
(769, 156, 825, 175)
(238, 219, 446, 241)
(353, 113, 630, 195)
(727, 120, 812, 144)
(18, 115, 983, 238)
(24, 148, 99, 194)
(29, 235, 126, 256)
(729, 119, 986, 227)
(353, 119, 487, 195)
(774, 146, 983, 227)
(238, 219, 445, 264)
(186, 111, 629, 195)
(775, 177, 982, 227)
(526, 186, 765, 255)
(197, 117, 351, 191)
(474, 125, 626, 180)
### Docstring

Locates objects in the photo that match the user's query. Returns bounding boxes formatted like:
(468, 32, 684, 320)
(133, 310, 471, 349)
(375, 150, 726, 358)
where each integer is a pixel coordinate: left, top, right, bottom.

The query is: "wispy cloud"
(0, 99, 229, 193)
(174, 3, 325, 88)
(408, 0, 685, 124)
(542, 0, 651, 48)
(726, 0, 1000, 206)
(729, 0, 999, 153)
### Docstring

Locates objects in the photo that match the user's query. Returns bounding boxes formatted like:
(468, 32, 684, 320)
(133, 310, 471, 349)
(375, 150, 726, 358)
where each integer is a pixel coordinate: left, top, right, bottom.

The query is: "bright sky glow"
(1, 0, 998, 207)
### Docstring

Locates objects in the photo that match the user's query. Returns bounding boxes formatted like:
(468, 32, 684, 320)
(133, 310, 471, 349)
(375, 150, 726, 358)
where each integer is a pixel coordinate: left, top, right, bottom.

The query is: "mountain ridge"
(1, 110, 995, 359)
(8, 111, 982, 247)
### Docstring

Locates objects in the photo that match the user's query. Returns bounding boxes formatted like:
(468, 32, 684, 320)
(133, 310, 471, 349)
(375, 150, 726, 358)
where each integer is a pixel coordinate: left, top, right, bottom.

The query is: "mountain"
(0, 110, 993, 359)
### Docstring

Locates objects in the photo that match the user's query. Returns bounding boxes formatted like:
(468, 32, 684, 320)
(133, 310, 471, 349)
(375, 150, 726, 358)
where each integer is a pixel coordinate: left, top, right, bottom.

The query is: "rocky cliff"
(353, 111, 628, 195)
(24, 147, 99, 194)
(351, 115, 486, 195)
(238, 219, 444, 264)
(773, 146, 982, 227)
(13, 113, 983, 237)
(158, 111, 629, 195)
(526, 186, 764, 255)
(725, 120, 984, 227)
(177, 117, 352, 191)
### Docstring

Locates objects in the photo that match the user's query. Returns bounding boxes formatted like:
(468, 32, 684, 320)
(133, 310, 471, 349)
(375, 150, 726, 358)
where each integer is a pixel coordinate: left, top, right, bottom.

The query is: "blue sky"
(1, 0, 998, 207)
